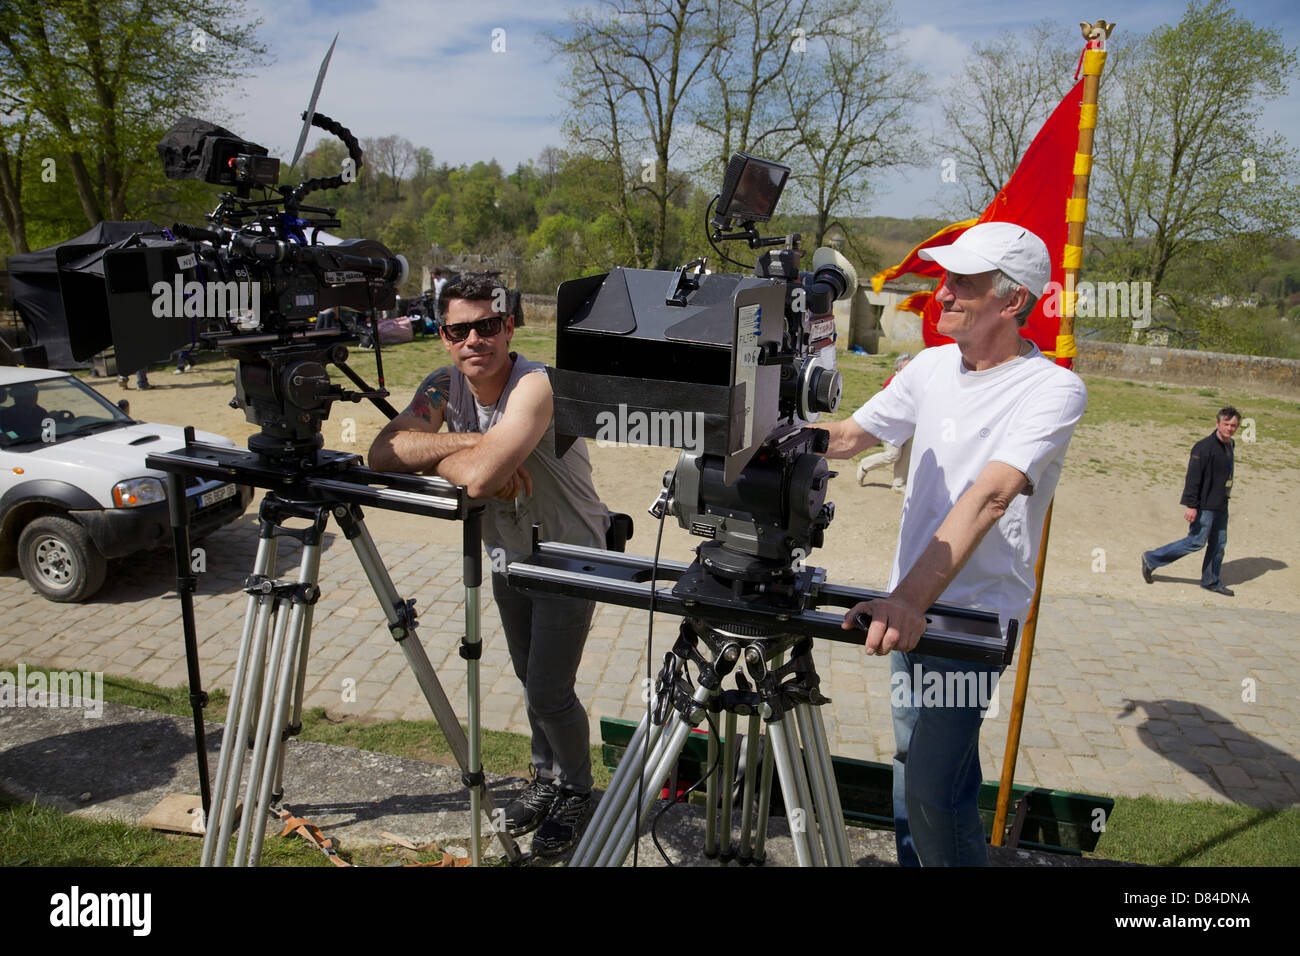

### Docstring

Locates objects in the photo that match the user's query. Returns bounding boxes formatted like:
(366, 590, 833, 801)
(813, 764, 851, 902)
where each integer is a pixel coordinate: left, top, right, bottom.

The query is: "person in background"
(1141, 407, 1241, 596)
(856, 352, 915, 492)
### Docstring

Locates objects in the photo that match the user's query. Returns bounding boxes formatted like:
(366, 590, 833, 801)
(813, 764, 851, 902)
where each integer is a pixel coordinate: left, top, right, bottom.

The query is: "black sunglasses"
(440, 315, 506, 342)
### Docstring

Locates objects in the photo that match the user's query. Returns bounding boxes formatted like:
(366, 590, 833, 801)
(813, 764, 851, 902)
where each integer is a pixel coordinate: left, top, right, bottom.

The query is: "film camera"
(59, 113, 408, 467)
(546, 153, 855, 607)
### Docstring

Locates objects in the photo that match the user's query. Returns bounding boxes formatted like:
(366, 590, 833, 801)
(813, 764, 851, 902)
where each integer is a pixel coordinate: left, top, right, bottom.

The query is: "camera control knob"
(812, 367, 841, 413)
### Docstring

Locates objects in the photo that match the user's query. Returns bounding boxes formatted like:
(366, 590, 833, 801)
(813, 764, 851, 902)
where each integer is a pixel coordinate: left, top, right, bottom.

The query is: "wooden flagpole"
(990, 24, 1111, 847)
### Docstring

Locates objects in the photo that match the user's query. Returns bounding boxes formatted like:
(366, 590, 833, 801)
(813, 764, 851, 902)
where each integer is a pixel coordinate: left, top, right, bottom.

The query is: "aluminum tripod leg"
(765, 715, 819, 866)
(243, 548, 316, 866)
(703, 719, 719, 857)
(201, 534, 276, 866)
(796, 702, 852, 866)
(719, 710, 738, 859)
(570, 706, 665, 867)
(598, 702, 704, 867)
(752, 734, 775, 863)
(333, 504, 520, 862)
(736, 713, 761, 864)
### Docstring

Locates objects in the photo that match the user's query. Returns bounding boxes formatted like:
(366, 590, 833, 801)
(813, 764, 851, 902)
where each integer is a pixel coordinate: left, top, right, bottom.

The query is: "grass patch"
(1093, 795, 1300, 866)
(0, 792, 330, 867)
(1080, 377, 1300, 448)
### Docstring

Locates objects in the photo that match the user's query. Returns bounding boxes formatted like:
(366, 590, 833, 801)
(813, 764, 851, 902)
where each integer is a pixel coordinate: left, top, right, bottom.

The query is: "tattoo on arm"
(408, 368, 452, 423)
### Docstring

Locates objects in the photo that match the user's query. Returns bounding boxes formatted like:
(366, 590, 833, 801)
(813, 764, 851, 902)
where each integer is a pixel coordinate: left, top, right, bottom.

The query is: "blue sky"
(225, 0, 1299, 220)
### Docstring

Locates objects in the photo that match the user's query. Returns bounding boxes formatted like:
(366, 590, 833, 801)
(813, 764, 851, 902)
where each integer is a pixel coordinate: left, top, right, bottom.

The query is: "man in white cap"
(816, 221, 1087, 866)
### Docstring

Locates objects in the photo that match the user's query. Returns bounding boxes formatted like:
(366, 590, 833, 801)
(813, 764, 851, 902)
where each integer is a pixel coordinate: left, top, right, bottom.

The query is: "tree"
(1089, 0, 1300, 298)
(0, 112, 33, 253)
(692, 0, 860, 173)
(365, 135, 416, 202)
(935, 23, 1075, 217)
(779, 6, 925, 246)
(555, 0, 722, 268)
(0, 0, 266, 251)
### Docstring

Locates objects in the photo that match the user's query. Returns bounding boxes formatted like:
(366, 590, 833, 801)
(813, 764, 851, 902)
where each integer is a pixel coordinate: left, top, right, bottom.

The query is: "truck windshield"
(0, 376, 131, 447)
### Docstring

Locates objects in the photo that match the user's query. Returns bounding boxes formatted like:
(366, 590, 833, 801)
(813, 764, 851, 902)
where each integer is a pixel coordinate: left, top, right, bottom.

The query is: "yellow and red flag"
(871, 76, 1085, 365)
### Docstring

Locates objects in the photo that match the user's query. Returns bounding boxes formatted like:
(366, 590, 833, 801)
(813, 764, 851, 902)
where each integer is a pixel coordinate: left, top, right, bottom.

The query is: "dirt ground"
(106, 358, 1300, 613)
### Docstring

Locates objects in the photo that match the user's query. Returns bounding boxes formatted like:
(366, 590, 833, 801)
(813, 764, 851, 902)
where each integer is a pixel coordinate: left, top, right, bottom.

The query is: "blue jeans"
(891, 650, 1002, 866)
(491, 573, 595, 793)
(1144, 507, 1229, 588)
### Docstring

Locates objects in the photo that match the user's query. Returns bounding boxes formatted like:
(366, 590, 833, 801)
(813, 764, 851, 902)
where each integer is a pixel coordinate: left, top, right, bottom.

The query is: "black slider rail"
(507, 541, 1016, 667)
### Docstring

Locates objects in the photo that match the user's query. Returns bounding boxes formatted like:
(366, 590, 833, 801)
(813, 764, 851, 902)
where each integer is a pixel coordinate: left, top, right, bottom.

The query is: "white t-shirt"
(851, 343, 1087, 633)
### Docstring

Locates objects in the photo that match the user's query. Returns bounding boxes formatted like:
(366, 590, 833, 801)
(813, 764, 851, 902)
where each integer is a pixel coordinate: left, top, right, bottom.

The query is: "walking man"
(1141, 407, 1241, 596)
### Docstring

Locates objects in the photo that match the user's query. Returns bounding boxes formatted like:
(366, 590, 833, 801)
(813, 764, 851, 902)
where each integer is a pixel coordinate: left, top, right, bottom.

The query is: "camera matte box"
(551, 267, 786, 483)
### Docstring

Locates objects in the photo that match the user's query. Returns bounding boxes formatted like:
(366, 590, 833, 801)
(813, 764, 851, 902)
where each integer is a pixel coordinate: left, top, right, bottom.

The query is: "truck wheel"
(16, 516, 108, 603)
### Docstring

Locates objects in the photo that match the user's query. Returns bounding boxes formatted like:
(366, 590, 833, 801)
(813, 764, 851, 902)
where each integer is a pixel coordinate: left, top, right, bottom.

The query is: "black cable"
(705, 195, 757, 271)
(650, 709, 723, 866)
(633, 461, 676, 867)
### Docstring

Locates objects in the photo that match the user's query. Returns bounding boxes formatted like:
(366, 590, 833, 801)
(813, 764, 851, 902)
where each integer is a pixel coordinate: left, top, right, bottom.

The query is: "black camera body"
(548, 154, 855, 599)
(57, 113, 408, 467)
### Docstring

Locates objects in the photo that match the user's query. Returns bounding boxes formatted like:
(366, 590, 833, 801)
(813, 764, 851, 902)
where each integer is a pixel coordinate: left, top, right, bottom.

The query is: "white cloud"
(897, 23, 971, 82)
(222, 0, 576, 171)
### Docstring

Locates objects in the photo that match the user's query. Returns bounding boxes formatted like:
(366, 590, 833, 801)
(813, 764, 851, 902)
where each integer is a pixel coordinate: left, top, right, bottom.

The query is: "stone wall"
(520, 293, 558, 327)
(1074, 341, 1300, 398)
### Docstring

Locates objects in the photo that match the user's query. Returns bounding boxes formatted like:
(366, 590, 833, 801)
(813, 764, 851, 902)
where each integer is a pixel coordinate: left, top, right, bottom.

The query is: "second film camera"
(58, 113, 408, 467)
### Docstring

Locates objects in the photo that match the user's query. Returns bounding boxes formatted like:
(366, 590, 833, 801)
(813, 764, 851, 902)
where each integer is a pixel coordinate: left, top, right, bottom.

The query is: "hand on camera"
(842, 596, 926, 656)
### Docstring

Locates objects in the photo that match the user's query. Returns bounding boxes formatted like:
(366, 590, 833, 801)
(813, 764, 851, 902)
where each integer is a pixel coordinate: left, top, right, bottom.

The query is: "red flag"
(872, 77, 1084, 364)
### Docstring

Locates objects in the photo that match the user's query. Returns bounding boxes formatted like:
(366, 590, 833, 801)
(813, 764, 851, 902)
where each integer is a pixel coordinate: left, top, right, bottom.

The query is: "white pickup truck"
(0, 366, 252, 601)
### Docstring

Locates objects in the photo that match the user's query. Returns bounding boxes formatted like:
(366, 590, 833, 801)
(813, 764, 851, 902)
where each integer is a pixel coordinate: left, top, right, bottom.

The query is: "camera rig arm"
(283, 112, 364, 212)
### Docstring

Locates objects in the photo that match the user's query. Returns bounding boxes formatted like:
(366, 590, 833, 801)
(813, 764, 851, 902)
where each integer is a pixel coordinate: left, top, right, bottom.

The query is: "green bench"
(600, 716, 1114, 856)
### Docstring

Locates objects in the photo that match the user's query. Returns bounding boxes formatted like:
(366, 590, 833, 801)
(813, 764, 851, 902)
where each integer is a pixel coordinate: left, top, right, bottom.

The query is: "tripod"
(150, 437, 522, 866)
(573, 619, 851, 867)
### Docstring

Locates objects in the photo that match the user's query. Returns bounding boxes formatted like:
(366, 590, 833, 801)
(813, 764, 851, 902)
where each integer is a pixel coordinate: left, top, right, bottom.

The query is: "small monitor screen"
(716, 154, 789, 225)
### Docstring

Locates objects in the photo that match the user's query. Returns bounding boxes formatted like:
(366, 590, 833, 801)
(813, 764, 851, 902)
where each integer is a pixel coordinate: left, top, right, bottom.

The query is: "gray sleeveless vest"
(444, 354, 608, 563)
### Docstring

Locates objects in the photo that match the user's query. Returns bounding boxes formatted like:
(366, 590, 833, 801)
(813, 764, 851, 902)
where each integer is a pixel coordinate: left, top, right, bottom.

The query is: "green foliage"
(0, 0, 267, 251)
(1090, 0, 1300, 293)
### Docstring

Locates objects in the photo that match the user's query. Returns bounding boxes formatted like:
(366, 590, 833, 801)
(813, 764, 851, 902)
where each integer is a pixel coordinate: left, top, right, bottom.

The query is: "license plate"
(199, 483, 237, 509)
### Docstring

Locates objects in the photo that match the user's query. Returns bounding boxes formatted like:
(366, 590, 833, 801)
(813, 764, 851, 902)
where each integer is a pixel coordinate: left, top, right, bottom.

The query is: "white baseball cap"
(918, 221, 1051, 296)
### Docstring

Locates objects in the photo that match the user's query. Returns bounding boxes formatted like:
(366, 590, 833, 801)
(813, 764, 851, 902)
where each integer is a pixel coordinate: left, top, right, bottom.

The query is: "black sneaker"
(503, 777, 558, 836)
(1140, 556, 1154, 584)
(1204, 583, 1235, 596)
(531, 789, 592, 858)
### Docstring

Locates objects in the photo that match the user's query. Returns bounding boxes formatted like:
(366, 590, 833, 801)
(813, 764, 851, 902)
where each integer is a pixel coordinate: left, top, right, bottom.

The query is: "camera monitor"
(712, 153, 790, 229)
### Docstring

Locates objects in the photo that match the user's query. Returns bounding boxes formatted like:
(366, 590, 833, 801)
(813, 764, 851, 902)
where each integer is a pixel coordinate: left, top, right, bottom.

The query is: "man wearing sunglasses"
(369, 272, 609, 858)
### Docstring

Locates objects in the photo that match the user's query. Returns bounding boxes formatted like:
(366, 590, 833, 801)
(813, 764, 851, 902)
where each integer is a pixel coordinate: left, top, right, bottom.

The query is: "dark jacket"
(1180, 431, 1234, 511)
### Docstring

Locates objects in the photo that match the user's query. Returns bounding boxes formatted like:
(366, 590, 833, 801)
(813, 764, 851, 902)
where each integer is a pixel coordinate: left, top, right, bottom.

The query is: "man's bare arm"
(816, 417, 882, 459)
(368, 368, 480, 473)
(436, 372, 554, 499)
(842, 460, 1030, 654)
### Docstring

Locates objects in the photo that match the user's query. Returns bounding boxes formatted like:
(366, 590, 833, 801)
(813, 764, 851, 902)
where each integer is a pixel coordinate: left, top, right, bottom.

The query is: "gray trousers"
(491, 573, 595, 793)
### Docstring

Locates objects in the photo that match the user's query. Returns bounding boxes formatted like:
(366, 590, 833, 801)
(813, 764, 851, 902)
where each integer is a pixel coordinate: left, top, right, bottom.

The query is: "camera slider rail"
(506, 541, 1016, 667)
(145, 438, 468, 520)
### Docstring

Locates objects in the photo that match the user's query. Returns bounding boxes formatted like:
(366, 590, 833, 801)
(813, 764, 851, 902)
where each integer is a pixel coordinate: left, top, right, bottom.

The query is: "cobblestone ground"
(4, 516, 1297, 809)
